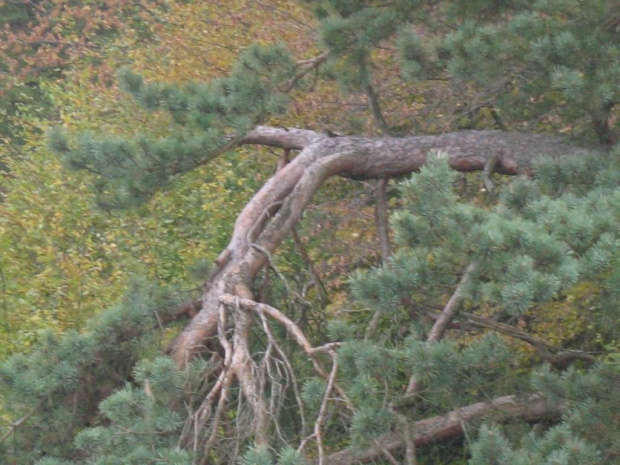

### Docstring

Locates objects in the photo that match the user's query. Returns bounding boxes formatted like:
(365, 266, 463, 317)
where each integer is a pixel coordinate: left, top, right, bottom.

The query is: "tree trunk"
(169, 126, 593, 366)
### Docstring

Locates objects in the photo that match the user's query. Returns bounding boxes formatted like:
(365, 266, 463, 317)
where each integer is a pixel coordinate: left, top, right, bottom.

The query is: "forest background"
(0, 0, 619, 464)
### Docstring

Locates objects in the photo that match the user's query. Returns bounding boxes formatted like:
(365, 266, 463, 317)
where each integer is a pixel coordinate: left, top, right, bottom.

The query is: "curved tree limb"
(170, 127, 593, 366)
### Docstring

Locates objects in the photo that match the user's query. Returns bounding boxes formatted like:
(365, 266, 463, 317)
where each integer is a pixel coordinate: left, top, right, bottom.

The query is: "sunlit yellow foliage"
(0, 1, 322, 356)
(0, 0, 445, 357)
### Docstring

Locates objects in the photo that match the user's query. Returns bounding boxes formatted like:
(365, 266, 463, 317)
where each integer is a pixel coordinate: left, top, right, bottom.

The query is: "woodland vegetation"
(0, 1, 619, 464)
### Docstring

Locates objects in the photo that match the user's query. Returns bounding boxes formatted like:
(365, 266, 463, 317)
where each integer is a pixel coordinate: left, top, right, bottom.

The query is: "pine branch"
(281, 52, 330, 93)
(292, 227, 329, 306)
(322, 394, 560, 465)
(456, 310, 598, 366)
(481, 154, 500, 191)
(365, 83, 392, 136)
(366, 178, 392, 340)
(374, 178, 391, 262)
(407, 264, 476, 394)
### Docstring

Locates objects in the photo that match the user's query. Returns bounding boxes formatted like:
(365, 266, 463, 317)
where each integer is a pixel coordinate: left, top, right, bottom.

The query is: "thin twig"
(257, 312, 307, 438)
(365, 83, 392, 135)
(374, 439, 400, 465)
(457, 310, 597, 365)
(220, 294, 338, 356)
(220, 294, 354, 411)
(282, 52, 329, 93)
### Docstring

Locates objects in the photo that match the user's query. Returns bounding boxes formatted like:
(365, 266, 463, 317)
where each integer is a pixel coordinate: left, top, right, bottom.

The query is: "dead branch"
(220, 294, 339, 357)
(198, 304, 235, 461)
(230, 300, 269, 444)
(314, 354, 339, 465)
(220, 294, 348, 462)
(257, 312, 307, 440)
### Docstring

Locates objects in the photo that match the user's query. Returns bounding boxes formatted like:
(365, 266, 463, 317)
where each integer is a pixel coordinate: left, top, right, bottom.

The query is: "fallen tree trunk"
(169, 126, 592, 366)
(321, 394, 560, 465)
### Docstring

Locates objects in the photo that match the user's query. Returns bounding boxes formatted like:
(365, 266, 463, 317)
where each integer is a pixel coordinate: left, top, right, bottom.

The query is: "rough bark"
(321, 394, 559, 465)
(169, 126, 593, 366)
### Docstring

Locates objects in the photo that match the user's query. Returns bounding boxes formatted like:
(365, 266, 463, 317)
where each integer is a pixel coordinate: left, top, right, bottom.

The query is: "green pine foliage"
(3, 0, 620, 463)
(470, 364, 620, 465)
(0, 278, 196, 464)
(48, 44, 295, 209)
(21, 147, 613, 463)
(239, 444, 305, 465)
(314, 0, 618, 141)
(441, 0, 619, 136)
(345, 149, 620, 460)
(352, 150, 620, 326)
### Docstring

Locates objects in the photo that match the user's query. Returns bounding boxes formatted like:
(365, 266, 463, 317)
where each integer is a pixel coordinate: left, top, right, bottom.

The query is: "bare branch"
(220, 294, 353, 412)
(230, 300, 269, 444)
(315, 354, 339, 465)
(366, 178, 392, 339)
(257, 312, 307, 440)
(407, 264, 476, 394)
(365, 83, 392, 135)
(481, 154, 500, 192)
(198, 304, 235, 459)
(374, 178, 391, 262)
(219, 294, 339, 357)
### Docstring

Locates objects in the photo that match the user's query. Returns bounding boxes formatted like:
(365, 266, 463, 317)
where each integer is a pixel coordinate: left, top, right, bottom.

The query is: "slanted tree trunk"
(166, 127, 594, 447)
(169, 126, 591, 366)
